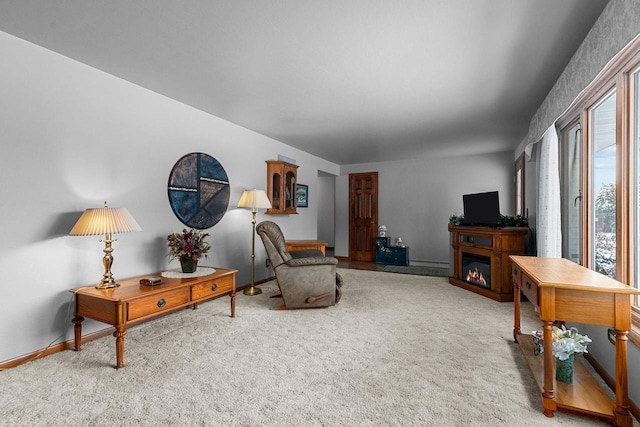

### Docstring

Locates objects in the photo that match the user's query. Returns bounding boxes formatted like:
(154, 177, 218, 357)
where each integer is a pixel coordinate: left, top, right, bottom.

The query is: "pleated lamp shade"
(237, 189, 272, 209)
(70, 205, 142, 236)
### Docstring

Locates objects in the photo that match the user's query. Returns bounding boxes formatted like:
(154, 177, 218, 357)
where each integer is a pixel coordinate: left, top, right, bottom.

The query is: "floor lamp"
(238, 189, 272, 295)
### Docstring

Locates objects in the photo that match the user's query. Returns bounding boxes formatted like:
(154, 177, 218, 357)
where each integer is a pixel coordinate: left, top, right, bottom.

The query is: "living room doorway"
(348, 172, 378, 262)
(317, 171, 336, 252)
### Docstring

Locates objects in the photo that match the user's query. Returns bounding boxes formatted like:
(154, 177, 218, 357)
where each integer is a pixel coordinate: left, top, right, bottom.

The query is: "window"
(514, 154, 525, 217)
(560, 120, 581, 265)
(557, 38, 640, 346)
(591, 92, 617, 278)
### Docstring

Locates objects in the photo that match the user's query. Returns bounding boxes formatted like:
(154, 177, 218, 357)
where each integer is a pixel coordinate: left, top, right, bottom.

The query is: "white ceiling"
(0, 0, 608, 165)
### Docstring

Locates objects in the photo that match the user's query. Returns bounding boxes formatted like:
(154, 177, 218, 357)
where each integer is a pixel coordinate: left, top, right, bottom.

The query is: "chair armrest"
(283, 256, 338, 267)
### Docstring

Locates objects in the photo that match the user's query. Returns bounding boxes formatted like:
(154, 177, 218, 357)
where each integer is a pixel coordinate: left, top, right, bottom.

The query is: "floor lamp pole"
(243, 208, 262, 295)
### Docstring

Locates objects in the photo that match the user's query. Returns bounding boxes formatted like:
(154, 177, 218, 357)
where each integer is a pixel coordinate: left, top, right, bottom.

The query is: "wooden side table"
(71, 267, 237, 368)
(286, 240, 327, 255)
(510, 256, 640, 426)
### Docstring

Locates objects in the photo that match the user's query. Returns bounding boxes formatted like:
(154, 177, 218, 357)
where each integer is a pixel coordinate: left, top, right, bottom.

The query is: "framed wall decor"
(296, 184, 308, 208)
(167, 152, 230, 229)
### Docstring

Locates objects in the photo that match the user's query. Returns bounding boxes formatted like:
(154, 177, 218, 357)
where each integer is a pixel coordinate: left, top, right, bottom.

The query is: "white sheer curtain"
(536, 124, 562, 257)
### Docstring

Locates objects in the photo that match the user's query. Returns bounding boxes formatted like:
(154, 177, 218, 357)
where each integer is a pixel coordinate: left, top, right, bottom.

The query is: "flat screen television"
(463, 191, 501, 227)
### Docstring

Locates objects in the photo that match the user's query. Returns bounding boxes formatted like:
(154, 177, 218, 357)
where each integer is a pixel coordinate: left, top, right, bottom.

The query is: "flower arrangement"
(551, 325, 592, 361)
(167, 228, 211, 262)
(448, 214, 529, 227)
(449, 214, 464, 226)
(499, 214, 528, 227)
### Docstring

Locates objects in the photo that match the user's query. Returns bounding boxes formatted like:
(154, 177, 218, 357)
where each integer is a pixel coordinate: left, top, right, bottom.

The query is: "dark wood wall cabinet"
(266, 160, 298, 214)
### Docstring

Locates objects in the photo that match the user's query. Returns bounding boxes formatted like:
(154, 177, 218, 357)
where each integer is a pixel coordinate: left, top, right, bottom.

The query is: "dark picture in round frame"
(167, 152, 230, 229)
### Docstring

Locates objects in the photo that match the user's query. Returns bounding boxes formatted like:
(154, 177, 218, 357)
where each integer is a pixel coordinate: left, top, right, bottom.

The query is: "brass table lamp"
(70, 202, 142, 289)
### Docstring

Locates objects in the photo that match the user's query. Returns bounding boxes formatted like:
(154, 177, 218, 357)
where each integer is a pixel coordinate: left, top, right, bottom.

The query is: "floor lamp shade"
(70, 202, 142, 289)
(237, 189, 272, 210)
(238, 190, 271, 296)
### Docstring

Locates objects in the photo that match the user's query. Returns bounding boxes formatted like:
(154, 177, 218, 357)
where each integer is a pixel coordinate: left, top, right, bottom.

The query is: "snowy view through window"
(592, 93, 616, 278)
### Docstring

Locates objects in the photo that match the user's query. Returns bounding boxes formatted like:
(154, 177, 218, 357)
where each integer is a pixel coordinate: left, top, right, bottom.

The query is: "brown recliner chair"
(256, 221, 342, 309)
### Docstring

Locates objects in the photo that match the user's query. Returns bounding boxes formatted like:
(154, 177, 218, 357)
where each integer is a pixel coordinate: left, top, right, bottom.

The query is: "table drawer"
(512, 265, 521, 288)
(128, 288, 190, 321)
(521, 274, 538, 306)
(191, 275, 234, 300)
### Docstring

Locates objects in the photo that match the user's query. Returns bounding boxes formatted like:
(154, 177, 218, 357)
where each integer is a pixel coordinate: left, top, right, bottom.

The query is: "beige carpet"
(0, 269, 632, 426)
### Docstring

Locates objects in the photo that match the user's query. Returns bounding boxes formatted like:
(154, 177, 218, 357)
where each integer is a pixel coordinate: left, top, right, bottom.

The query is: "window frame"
(559, 118, 582, 265)
(557, 38, 640, 348)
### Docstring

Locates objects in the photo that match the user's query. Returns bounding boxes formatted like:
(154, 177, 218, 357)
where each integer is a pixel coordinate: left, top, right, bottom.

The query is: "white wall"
(334, 151, 515, 264)
(0, 32, 338, 363)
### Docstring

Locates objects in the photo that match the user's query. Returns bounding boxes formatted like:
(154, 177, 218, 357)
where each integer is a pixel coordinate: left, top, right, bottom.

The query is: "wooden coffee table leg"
(113, 327, 127, 369)
(230, 291, 236, 318)
(72, 315, 84, 351)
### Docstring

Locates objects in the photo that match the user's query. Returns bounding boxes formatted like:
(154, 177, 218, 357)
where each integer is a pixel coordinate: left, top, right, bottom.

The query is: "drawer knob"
(526, 282, 532, 290)
(211, 284, 218, 291)
(157, 298, 166, 308)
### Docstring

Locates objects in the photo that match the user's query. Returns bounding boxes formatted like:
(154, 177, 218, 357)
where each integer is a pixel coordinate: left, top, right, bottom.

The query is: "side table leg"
(230, 290, 236, 318)
(113, 327, 127, 369)
(614, 329, 632, 427)
(542, 320, 556, 417)
(72, 315, 84, 351)
(513, 285, 521, 342)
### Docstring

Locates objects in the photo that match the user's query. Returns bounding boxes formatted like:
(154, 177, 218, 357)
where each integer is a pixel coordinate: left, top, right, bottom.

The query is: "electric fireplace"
(462, 253, 491, 289)
(448, 224, 528, 302)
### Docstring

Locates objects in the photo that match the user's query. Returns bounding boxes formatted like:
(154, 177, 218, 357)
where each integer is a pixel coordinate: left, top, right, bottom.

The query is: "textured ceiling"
(0, 0, 609, 164)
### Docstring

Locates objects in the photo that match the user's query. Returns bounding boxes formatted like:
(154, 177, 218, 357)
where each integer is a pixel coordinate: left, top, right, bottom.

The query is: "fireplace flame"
(466, 267, 487, 285)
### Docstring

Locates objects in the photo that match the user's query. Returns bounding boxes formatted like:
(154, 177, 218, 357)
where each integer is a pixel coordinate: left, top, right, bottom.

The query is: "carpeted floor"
(0, 269, 632, 426)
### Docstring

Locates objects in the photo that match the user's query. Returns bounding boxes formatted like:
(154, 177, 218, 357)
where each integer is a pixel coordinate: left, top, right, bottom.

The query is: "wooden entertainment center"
(448, 224, 528, 302)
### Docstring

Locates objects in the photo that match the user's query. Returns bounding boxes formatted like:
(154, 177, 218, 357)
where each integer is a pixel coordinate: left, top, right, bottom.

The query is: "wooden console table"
(71, 267, 237, 368)
(286, 240, 327, 255)
(510, 256, 640, 426)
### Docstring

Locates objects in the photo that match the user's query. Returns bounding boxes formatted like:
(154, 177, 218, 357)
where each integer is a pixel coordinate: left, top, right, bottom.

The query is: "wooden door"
(349, 172, 378, 261)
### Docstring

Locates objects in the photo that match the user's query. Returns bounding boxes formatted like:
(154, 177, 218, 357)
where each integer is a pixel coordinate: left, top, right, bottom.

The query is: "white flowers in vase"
(551, 325, 592, 361)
